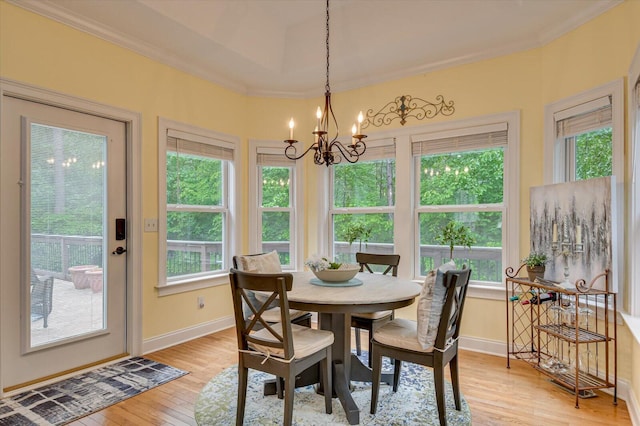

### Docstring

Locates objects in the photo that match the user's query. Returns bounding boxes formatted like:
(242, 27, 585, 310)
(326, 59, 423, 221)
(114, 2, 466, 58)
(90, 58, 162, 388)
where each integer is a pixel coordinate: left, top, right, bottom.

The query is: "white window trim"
(248, 140, 304, 270)
(318, 112, 519, 300)
(543, 78, 625, 309)
(410, 111, 520, 297)
(157, 117, 239, 296)
(626, 44, 640, 329)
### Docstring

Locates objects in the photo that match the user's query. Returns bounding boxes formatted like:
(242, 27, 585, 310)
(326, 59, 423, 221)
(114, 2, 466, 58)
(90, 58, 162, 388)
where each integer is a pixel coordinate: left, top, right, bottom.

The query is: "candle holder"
(552, 238, 583, 289)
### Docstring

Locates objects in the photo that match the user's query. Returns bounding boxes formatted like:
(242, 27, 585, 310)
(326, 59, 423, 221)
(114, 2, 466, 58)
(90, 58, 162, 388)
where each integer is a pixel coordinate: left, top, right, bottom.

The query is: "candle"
(552, 223, 557, 242)
(288, 118, 294, 140)
(314, 126, 319, 144)
(576, 224, 582, 244)
(357, 111, 363, 134)
(351, 124, 357, 145)
(316, 106, 322, 129)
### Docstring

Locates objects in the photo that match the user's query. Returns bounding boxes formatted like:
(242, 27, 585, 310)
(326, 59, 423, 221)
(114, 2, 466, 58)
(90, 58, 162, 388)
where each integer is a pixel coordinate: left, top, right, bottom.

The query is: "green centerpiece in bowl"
(305, 255, 359, 282)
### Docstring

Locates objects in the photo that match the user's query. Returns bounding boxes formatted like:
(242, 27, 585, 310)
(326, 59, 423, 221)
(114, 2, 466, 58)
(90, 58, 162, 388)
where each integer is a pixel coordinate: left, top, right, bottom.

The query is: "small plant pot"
(526, 266, 545, 282)
(68, 265, 99, 289)
(86, 268, 103, 293)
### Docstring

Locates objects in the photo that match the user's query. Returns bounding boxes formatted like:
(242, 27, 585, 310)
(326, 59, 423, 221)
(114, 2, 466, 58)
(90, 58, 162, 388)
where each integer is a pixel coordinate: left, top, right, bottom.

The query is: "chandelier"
(284, 0, 366, 166)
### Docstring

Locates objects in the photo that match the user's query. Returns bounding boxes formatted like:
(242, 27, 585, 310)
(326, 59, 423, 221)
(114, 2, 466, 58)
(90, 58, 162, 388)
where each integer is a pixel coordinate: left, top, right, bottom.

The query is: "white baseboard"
(459, 335, 507, 357)
(627, 385, 640, 426)
(142, 315, 235, 354)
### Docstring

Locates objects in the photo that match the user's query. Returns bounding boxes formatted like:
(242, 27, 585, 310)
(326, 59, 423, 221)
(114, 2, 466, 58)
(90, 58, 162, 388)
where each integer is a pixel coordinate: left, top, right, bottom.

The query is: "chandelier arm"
(284, 142, 319, 161)
(330, 140, 366, 163)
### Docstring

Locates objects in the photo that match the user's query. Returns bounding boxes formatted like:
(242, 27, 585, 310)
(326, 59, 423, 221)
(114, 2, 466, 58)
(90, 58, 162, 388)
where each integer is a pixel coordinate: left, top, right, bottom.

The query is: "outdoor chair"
(351, 252, 401, 366)
(233, 252, 312, 328)
(229, 268, 333, 426)
(31, 269, 54, 328)
(370, 267, 472, 426)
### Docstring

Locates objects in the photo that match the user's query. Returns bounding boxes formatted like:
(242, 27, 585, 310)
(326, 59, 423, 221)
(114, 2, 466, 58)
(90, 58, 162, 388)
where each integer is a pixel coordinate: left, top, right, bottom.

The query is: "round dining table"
(278, 270, 422, 425)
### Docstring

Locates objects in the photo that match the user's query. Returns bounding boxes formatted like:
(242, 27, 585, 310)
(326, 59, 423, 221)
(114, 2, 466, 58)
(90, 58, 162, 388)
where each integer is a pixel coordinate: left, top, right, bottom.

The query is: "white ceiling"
(10, 0, 621, 98)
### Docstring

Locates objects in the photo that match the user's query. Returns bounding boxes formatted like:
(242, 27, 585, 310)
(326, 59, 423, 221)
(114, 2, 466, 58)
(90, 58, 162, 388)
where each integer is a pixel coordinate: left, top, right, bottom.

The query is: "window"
(412, 114, 519, 286)
(544, 79, 624, 305)
(248, 141, 302, 269)
(544, 79, 623, 185)
(329, 138, 396, 265)
(158, 118, 237, 291)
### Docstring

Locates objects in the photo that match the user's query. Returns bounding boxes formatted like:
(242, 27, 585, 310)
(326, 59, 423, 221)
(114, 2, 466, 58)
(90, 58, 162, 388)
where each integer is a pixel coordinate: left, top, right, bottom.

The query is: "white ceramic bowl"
(312, 265, 359, 282)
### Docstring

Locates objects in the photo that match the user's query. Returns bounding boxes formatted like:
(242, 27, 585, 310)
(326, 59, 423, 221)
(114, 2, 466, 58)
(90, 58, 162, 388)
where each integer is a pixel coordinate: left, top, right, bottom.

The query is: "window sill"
(156, 273, 229, 297)
(468, 282, 505, 300)
(621, 313, 640, 345)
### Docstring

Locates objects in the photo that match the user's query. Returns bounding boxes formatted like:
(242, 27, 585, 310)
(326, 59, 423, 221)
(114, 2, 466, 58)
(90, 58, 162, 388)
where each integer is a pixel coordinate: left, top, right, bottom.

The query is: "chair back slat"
(229, 269, 294, 358)
(434, 268, 472, 350)
(355, 252, 400, 277)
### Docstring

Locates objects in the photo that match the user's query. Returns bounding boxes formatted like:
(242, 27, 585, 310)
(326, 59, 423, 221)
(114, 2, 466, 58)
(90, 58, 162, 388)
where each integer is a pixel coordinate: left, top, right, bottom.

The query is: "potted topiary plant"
(522, 251, 549, 281)
(345, 223, 372, 252)
(435, 220, 476, 264)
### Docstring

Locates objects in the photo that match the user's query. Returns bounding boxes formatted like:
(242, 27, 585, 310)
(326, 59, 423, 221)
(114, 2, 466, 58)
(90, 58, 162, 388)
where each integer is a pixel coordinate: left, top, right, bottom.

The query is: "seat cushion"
(256, 307, 309, 323)
(352, 310, 393, 320)
(373, 318, 431, 352)
(236, 251, 282, 273)
(250, 323, 334, 360)
(416, 261, 456, 350)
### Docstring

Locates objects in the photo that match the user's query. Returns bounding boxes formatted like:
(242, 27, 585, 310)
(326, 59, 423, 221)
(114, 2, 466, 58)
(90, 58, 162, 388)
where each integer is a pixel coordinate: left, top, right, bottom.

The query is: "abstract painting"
(529, 176, 617, 292)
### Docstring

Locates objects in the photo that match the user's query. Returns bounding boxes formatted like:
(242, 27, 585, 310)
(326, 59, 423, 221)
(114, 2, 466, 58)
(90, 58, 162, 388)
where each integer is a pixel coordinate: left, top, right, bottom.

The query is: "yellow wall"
(2, 0, 639, 400)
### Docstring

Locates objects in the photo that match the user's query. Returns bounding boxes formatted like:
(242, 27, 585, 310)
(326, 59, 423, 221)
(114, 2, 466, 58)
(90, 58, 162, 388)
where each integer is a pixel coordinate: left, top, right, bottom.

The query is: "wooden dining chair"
(233, 252, 312, 328)
(351, 252, 401, 366)
(370, 267, 472, 426)
(229, 268, 333, 426)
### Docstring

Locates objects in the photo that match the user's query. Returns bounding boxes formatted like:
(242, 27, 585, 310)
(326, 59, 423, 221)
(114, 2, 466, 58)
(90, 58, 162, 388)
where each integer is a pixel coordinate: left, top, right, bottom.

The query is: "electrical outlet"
(197, 296, 205, 309)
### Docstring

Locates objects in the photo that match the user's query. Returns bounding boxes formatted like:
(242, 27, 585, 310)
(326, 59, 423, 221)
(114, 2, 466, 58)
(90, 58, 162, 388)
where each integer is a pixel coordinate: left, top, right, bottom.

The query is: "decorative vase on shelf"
(526, 265, 545, 282)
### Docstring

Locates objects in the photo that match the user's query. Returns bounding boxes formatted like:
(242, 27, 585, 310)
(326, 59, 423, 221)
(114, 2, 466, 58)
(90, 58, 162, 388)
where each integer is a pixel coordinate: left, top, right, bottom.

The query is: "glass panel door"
(29, 123, 107, 348)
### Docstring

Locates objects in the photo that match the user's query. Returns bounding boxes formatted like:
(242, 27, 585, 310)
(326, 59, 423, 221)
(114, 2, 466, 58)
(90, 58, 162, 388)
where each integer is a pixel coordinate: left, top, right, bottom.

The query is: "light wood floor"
(70, 327, 630, 425)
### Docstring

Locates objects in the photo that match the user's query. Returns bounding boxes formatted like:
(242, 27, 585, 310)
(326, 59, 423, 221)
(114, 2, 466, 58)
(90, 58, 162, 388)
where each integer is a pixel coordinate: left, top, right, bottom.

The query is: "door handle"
(112, 246, 127, 255)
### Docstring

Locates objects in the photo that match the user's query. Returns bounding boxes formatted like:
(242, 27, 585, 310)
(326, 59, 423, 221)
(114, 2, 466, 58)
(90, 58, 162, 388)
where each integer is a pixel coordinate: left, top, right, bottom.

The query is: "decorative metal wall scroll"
(361, 95, 455, 129)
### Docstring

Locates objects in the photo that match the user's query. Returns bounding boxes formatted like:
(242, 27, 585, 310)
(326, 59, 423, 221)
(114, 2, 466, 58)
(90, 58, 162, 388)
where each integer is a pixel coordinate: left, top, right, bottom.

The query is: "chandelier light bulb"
(288, 118, 295, 140)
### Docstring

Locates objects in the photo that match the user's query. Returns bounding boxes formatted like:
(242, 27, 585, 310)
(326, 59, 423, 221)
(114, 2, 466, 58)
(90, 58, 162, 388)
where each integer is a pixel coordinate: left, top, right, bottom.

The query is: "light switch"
(144, 218, 158, 232)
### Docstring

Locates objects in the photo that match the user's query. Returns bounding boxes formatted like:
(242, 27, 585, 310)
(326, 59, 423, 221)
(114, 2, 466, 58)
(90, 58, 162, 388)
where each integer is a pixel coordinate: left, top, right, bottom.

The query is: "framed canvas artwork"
(529, 176, 617, 292)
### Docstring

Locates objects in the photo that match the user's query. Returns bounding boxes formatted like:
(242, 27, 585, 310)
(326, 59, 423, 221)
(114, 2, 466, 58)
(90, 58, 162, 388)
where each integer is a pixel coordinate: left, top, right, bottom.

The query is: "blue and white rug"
(195, 360, 472, 425)
(0, 357, 188, 425)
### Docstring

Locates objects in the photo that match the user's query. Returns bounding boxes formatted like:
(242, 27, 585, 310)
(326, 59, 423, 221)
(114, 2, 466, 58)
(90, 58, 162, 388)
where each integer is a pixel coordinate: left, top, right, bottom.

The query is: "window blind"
(257, 147, 296, 167)
(167, 129, 234, 161)
(359, 137, 396, 161)
(412, 123, 508, 156)
(554, 96, 612, 139)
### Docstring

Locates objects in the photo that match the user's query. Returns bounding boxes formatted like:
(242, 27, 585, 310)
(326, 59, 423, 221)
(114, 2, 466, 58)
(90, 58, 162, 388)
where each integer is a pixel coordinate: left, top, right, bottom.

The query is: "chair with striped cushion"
(229, 268, 333, 426)
(370, 268, 472, 426)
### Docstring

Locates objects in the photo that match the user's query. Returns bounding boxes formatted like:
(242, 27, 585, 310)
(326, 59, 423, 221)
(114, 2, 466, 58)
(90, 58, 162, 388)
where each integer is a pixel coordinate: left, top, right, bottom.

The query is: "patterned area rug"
(0, 357, 188, 425)
(195, 359, 472, 425)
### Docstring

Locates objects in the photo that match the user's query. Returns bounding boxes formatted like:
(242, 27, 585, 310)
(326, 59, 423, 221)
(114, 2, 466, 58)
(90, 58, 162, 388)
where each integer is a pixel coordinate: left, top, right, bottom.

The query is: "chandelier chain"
(283, 0, 366, 166)
(325, 0, 330, 94)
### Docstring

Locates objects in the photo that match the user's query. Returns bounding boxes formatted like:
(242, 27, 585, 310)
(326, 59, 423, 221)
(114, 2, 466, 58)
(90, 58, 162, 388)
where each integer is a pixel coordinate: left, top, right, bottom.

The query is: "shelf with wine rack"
(505, 265, 617, 407)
